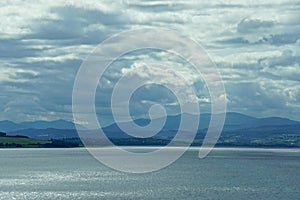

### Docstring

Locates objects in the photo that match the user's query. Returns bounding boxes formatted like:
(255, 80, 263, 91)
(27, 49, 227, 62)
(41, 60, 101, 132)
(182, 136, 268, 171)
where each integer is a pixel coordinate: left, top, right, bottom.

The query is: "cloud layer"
(0, 0, 299, 124)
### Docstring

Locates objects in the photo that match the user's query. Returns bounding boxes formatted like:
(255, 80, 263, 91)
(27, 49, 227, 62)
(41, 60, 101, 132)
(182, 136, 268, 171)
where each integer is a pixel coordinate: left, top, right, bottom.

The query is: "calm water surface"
(0, 147, 299, 200)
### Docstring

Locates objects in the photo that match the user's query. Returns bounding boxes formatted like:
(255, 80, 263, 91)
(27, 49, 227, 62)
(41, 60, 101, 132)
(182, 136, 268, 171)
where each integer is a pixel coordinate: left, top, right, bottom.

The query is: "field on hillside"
(0, 136, 51, 148)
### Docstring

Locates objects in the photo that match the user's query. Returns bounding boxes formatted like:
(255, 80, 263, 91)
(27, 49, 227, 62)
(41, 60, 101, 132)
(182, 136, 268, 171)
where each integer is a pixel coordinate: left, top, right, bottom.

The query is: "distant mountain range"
(104, 112, 300, 132)
(0, 119, 79, 132)
(1, 112, 300, 147)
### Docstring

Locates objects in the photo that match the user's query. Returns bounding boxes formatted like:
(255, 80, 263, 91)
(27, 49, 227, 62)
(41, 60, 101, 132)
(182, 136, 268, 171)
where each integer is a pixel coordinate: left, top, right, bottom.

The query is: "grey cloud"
(213, 3, 246, 8)
(10, 71, 38, 80)
(1, 0, 300, 123)
(259, 50, 300, 68)
(237, 18, 274, 33)
(226, 82, 286, 112)
(0, 39, 39, 58)
(259, 32, 300, 45)
(215, 37, 249, 45)
(215, 32, 300, 47)
(0, 58, 82, 121)
(125, 2, 189, 12)
(27, 6, 127, 44)
(129, 84, 180, 116)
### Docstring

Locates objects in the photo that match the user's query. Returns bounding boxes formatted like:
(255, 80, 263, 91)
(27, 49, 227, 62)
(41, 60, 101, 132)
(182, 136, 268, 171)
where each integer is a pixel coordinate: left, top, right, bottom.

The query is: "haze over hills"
(103, 112, 300, 133)
(1, 112, 300, 147)
(20, 119, 78, 130)
(0, 120, 27, 132)
(1, 112, 299, 133)
(0, 119, 84, 133)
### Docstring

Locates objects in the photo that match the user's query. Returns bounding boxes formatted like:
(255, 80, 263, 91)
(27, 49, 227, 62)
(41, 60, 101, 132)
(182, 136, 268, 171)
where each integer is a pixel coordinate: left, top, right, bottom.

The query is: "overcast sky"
(0, 0, 299, 124)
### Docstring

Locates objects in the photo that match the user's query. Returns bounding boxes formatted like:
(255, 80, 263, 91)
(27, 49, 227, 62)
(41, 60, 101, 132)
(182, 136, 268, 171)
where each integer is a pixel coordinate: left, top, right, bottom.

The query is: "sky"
(0, 0, 299, 124)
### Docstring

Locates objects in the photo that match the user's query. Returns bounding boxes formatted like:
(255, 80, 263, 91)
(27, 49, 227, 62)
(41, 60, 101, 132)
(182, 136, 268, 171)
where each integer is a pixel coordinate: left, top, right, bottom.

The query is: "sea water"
(0, 147, 299, 200)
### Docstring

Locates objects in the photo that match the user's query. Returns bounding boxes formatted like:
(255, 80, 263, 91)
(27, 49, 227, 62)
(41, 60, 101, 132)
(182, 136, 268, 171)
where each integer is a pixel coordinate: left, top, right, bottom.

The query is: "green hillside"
(0, 136, 51, 148)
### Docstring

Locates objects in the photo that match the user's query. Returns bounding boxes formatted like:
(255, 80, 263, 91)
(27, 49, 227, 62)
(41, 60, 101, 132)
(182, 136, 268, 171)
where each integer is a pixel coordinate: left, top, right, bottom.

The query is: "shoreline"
(0, 145, 300, 150)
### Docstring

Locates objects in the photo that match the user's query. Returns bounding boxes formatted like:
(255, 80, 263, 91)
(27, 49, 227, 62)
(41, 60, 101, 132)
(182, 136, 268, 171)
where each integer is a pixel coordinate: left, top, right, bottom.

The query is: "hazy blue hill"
(8, 128, 79, 140)
(103, 112, 300, 133)
(224, 112, 258, 124)
(103, 113, 208, 132)
(223, 124, 300, 138)
(2, 112, 300, 147)
(0, 119, 85, 133)
(256, 117, 299, 126)
(0, 120, 27, 132)
(2, 112, 299, 134)
(20, 119, 77, 130)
